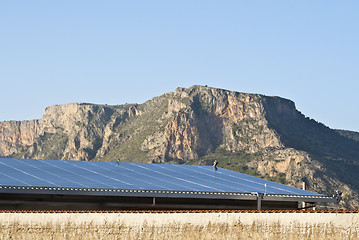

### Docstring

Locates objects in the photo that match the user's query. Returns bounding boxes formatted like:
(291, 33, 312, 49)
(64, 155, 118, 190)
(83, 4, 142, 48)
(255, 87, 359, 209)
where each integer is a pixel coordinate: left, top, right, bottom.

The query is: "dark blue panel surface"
(0, 158, 321, 196)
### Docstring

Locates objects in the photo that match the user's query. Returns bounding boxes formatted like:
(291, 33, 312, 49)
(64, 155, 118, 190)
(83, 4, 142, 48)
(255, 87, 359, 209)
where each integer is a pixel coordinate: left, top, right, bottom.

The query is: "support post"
(257, 194, 262, 210)
(301, 181, 306, 209)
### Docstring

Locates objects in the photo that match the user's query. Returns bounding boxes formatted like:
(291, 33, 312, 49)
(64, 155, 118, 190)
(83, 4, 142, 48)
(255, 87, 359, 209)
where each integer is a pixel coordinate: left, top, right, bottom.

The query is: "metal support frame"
(256, 193, 264, 210)
(0, 186, 338, 204)
(257, 196, 261, 210)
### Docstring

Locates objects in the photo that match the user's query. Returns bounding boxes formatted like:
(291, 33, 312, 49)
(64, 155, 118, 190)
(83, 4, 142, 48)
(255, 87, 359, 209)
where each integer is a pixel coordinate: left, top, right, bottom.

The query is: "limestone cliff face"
(141, 86, 283, 162)
(0, 86, 288, 162)
(0, 103, 139, 161)
(0, 120, 40, 156)
(1, 85, 359, 209)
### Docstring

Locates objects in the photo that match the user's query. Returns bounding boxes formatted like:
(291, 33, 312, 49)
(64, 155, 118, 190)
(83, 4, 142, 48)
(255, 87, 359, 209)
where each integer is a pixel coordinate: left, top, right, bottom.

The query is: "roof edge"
(0, 185, 337, 203)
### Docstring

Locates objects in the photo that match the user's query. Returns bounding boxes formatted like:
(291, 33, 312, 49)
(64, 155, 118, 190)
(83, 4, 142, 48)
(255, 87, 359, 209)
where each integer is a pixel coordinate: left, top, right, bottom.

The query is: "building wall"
(0, 212, 358, 240)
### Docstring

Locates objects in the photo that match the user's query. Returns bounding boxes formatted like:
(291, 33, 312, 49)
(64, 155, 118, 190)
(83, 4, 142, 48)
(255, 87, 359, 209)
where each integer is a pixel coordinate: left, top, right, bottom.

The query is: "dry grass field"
(1, 212, 358, 240)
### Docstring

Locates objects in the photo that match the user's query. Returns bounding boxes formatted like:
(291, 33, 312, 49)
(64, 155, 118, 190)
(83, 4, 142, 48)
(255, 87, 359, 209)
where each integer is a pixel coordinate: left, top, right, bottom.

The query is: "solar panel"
(0, 158, 321, 196)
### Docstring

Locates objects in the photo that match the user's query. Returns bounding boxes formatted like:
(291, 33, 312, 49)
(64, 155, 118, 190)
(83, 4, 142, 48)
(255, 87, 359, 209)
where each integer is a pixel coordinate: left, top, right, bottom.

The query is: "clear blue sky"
(1, 1, 358, 132)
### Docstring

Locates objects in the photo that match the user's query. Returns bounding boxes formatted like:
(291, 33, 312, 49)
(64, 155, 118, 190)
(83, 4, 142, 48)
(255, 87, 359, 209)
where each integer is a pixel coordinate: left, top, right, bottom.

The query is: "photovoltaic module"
(0, 158, 320, 196)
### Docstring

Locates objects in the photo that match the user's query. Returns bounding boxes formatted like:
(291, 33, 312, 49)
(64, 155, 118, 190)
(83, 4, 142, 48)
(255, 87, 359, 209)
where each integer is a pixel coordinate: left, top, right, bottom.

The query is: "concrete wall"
(0, 212, 358, 240)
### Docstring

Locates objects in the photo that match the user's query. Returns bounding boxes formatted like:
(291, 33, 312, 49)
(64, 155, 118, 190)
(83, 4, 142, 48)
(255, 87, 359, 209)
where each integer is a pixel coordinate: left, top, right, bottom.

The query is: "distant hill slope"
(335, 129, 359, 143)
(0, 85, 358, 209)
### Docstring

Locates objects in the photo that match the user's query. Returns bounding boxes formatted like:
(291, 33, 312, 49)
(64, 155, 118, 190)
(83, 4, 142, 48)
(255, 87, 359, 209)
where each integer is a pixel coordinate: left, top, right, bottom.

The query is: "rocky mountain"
(1, 85, 358, 209)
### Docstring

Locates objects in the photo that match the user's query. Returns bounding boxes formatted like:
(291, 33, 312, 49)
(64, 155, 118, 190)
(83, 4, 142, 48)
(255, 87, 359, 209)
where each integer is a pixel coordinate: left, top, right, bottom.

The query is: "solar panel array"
(0, 158, 320, 196)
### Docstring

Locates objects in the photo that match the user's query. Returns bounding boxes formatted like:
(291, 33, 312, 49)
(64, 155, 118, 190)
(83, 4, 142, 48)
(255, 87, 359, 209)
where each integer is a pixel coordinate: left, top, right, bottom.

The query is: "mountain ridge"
(0, 85, 358, 209)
